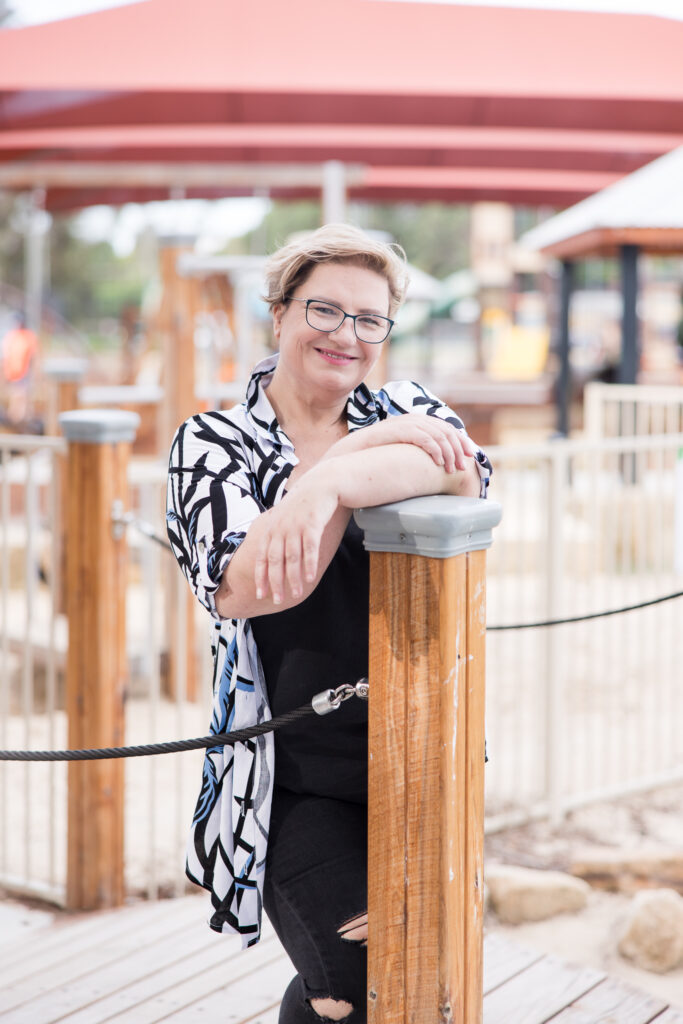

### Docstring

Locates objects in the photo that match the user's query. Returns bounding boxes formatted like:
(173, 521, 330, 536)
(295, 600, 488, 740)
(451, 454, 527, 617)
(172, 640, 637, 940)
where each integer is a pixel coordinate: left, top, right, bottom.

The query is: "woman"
(167, 224, 491, 1023)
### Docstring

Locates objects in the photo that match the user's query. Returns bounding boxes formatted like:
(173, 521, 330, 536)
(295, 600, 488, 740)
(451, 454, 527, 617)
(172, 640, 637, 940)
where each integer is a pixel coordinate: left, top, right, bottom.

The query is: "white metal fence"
(484, 432, 683, 830)
(0, 434, 66, 903)
(585, 381, 683, 438)
(123, 460, 212, 901)
(1, 426, 682, 901)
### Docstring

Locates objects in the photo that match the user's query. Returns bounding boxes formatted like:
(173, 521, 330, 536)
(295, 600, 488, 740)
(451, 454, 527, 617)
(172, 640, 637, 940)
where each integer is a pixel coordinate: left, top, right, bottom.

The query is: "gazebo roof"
(519, 145, 683, 259)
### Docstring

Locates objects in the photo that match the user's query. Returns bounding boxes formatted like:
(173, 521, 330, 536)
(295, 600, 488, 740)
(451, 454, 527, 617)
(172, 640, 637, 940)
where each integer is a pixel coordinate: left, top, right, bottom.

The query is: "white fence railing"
(1, 429, 682, 901)
(484, 432, 683, 830)
(0, 434, 66, 903)
(585, 381, 683, 438)
(123, 460, 212, 901)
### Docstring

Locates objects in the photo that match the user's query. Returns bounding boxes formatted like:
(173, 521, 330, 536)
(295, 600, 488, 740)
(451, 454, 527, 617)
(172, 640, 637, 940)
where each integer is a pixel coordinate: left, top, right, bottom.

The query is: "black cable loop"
(0, 706, 315, 762)
(487, 588, 683, 631)
(0, 681, 369, 763)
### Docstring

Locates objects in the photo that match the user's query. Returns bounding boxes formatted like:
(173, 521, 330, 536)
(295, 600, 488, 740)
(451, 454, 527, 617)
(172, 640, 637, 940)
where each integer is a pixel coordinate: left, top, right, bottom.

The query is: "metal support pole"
(556, 260, 574, 437)
(24, 188, 48, 334)
(356, 495, 502, 1024)
(322, 160, 347, 224)
(60, 409, 139, 910)
(619, 244, 640, 385)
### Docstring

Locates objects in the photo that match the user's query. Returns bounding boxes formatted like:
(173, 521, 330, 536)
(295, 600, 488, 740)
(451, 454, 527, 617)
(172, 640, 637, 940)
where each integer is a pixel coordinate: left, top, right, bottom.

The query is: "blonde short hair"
(263, 223, 408, 317)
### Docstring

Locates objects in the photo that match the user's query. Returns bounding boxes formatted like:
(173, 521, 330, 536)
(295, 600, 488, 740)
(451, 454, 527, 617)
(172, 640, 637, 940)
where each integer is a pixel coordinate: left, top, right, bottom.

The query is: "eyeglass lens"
(306, 301, 391, 343)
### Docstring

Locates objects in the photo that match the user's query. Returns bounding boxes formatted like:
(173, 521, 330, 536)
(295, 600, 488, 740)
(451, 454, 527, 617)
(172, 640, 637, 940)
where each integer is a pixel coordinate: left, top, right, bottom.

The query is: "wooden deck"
(0, 895, 681, 1024)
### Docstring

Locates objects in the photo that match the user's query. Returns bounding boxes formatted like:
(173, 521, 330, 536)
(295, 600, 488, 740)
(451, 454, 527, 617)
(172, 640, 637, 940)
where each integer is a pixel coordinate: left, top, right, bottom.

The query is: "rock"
(617, 889, 683, 973)
(485, 864, 590, 924)
(571, 846, 683, 895)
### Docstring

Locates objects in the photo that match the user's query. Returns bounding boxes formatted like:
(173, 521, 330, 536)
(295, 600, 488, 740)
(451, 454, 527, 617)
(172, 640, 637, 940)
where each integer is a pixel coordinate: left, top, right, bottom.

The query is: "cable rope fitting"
(111, 503, 174, 551)
(0, 680, 369, 763)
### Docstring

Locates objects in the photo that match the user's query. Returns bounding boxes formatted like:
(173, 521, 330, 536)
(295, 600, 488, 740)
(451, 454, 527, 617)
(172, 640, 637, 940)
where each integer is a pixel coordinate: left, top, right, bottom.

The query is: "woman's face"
(272, 261, 391, 399)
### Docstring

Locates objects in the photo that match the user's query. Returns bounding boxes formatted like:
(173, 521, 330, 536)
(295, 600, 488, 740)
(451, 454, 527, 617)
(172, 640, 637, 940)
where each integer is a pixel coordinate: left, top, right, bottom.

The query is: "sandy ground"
(484, 781, 683, 1007)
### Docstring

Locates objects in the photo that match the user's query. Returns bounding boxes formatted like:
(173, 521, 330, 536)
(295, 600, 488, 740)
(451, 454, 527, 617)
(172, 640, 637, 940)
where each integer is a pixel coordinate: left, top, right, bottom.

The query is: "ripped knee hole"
(337, 911, 368, 945)
(310, 995, 354, 1020)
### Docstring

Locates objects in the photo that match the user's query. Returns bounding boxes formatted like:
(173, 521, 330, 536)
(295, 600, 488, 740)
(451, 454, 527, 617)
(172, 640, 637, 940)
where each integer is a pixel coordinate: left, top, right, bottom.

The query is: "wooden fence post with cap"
(60, 408, 139, 911)
(44, 358, 87, 616)
(355, 494, 502, 1024)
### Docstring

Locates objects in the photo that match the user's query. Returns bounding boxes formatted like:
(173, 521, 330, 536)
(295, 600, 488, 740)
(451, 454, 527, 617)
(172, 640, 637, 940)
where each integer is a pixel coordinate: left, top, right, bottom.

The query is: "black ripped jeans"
(263, 786, 368, 1024)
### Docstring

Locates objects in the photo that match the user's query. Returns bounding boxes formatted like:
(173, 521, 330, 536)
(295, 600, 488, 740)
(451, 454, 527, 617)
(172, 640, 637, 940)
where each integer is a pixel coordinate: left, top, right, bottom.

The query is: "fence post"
(60, 409, 139, 911)
(355, 494, 501, 1024)
(157, 243, 199, 701)
(44, 358, 87, 615)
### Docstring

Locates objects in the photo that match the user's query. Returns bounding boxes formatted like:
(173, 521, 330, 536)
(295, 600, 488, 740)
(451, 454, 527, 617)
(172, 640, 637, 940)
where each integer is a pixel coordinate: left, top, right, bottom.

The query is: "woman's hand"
(323, 414, 478, 473)
(253, 466, 342, 605)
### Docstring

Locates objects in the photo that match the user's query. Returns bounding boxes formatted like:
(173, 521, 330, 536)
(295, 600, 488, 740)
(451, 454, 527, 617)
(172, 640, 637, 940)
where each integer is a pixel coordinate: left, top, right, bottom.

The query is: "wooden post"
(44, 358, 87, 615)
(60, 409, 139, 911)
(157, 243, 199, 701)
(355, 495, 502, 1024)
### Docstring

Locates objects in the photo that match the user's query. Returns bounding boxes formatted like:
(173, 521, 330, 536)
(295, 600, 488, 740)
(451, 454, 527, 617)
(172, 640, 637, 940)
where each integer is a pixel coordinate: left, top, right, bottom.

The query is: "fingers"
(379, 414, 478, 473)
(254, 511, 325, 605)
(266, 534, 285, 605)
(415, 419, 477, 473)
(284, 525, 322, 600)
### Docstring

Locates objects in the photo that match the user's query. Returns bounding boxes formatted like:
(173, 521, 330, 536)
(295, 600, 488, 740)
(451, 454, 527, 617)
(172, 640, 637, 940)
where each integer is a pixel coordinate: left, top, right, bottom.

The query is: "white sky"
(6, 0, 683, 23)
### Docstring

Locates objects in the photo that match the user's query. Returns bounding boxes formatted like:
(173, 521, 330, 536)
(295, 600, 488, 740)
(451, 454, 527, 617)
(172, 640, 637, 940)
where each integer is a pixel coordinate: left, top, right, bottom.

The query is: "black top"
(249, 517, 369, 804)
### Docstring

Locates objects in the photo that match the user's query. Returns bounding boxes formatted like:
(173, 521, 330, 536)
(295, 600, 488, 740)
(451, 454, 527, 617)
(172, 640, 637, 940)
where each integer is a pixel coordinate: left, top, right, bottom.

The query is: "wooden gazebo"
(520, 145, 683, 434)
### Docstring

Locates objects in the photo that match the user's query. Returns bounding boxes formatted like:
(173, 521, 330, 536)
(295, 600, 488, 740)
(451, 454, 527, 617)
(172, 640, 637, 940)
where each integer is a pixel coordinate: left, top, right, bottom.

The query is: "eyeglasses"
(288, 297, 394, 344)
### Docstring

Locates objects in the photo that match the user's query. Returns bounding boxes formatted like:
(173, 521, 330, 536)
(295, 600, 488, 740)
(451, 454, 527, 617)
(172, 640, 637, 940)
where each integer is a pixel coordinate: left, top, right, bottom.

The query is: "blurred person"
(2, 312, 39, 425)
(167, 224, 492, 1023)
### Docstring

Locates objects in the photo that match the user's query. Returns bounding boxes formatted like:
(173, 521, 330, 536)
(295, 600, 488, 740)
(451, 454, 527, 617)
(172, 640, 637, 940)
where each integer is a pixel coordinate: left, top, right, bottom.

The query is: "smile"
(315, 347, 357, 363)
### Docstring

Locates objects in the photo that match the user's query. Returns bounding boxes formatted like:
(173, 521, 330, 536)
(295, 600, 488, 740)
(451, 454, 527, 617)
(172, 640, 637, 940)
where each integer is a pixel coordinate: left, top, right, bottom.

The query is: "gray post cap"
(354, 495, 502, 558)
(59, 409, 140, 444)
(42, 357, 88, 381)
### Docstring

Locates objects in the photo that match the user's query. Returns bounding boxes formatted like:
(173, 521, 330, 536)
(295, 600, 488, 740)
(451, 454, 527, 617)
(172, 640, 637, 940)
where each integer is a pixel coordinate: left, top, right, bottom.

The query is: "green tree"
(229, 200, 471, 280)
(355, 203, 470, 278)
(47, 215, 146, 328)
(229, 201, 321, 256)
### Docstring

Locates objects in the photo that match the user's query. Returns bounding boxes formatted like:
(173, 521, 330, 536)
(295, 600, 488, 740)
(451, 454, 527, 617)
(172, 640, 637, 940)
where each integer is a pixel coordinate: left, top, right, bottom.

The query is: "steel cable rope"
(14, 514, 673, 763)
(487, 588, 683, 630)
(0, 682, 369, 762)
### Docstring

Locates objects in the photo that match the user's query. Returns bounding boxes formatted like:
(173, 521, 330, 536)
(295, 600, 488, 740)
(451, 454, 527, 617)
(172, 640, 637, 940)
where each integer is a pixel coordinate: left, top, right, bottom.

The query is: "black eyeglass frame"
(287, 296, 394, 344)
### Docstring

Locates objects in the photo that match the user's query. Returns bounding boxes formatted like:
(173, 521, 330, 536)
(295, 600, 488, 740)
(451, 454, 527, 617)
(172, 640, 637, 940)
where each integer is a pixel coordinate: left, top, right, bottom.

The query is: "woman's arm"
(215, 442, 480, 619)
(322, 413, 478, 474)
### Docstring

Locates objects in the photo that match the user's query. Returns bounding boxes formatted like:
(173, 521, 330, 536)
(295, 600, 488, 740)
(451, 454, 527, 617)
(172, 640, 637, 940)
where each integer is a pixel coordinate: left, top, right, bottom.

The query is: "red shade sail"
(1, 1, 682, 208)
(2, 0, 683, 130)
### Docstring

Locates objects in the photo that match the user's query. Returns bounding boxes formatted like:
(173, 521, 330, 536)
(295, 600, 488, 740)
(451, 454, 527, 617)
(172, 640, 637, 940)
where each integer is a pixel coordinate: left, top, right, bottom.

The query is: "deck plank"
(63, 935, 285, 1024)
(483, 931, 545, 993)
(1, 896, 681, 1024)
(483, 954, 606, 1024)
(0, 897, 188, 988)
(158, 956, 294, 1023)
(546, 976, 668, 1023)
(86, 939, 290, 1024)
(0, 901, 213, 1016)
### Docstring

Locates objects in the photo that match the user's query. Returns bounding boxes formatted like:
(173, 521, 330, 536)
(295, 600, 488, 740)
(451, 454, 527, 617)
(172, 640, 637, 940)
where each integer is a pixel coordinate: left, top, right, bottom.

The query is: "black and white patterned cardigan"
(166, 353, 492, 946)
